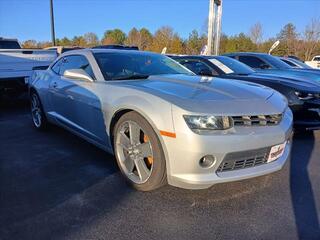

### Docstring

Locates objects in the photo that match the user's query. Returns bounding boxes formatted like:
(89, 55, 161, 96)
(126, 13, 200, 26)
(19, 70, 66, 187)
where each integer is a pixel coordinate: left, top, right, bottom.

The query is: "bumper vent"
(232, 114, 282, 126)
(217, 147, 270, 173)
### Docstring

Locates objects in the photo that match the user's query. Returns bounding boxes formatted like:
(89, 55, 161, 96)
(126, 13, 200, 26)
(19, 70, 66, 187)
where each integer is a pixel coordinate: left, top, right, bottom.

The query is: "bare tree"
(249, 22, 263, 44)
(101, 29, 126, 45)
(125, 28, 140, 46)
(124, 28, 153, 50)
(139, 28, 153, 51)
(83, 32, 99, 47)
(277, 23, 299, 56)
(151, 26, 174, 52)
(22, 40, 38, 48)
(303, 18, 320, 61)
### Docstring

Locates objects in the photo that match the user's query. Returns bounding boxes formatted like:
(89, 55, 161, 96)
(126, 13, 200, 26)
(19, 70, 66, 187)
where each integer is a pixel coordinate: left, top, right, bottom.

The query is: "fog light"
(199, 155, 216, 168)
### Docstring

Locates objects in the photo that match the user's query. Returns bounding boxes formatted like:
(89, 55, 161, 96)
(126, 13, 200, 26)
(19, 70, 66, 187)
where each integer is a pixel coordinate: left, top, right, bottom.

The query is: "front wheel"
(113, 112, 167, 191)
(30, 92, 48, 130)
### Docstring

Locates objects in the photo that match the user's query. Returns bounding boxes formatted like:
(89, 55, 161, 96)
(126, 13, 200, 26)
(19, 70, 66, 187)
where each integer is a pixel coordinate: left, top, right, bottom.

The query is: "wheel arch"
(29, 86, 38, 95)
(109, 106, 167, 145)
(108, 106, 172, 176)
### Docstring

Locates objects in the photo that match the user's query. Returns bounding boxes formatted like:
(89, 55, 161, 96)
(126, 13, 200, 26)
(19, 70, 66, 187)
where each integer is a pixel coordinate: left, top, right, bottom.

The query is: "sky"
(0, 0, 319, 42)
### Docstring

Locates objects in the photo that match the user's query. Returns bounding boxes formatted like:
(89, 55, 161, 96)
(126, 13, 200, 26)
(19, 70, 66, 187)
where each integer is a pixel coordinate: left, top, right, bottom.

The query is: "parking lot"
(0, 100, 319, 240)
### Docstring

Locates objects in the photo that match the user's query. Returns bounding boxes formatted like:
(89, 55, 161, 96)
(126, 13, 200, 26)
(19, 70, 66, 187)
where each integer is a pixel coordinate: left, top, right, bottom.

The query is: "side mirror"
(198, 68, 213, 76)
(63, 69, 93, 82)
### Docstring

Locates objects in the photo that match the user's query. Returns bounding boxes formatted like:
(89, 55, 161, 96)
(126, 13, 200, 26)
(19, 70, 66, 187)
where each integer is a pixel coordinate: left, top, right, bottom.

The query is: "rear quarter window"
(51, 59, 62, 74)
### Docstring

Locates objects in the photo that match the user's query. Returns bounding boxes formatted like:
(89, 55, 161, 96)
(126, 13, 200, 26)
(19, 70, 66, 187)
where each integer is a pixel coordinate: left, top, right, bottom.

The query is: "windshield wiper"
(112, 74, 150, 80)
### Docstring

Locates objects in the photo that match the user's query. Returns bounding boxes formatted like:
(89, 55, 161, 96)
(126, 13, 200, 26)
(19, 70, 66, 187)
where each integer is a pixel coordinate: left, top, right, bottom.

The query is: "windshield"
(287, 58, 312, 69)
(208, 56, 255, 75)
(94, 52, 194, 80)
(264, 54, 292, 69)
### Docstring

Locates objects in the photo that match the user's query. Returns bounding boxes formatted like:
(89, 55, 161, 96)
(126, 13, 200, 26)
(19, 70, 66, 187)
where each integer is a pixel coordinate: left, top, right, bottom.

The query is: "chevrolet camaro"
(29, 49, 293, 191)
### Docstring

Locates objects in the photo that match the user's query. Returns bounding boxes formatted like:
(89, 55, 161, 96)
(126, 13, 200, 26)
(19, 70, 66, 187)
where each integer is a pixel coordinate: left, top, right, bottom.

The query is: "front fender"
(103, 92, 176, 177)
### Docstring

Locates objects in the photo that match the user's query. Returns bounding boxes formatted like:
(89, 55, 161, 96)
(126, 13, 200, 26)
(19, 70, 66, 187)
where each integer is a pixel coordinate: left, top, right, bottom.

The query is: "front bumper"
(291, 99, 320, 130)
(163, 107, 293, 189)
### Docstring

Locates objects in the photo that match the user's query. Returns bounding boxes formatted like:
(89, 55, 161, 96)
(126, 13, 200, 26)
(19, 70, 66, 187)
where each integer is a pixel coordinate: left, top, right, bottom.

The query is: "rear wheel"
(30, 92, 48, 130)
(113, 111, 167, 191)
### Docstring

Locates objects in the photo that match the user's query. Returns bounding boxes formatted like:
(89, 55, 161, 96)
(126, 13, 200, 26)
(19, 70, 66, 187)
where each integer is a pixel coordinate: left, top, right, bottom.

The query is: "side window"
(238, 56, 270, 69)
(51, 58, 63, 74)
(281, 59, 296, 67)
(59, 55, 95, 79)
(180, 60, 217, 76)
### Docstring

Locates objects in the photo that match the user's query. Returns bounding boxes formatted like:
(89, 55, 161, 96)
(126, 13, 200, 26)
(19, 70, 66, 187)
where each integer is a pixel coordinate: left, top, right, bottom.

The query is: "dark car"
(170, 55, 320, 130)
(223, 52, 320, 83)
(279, 57, 311, 69)
(92, 45, 139, 50)
(279, 56, 320, 74)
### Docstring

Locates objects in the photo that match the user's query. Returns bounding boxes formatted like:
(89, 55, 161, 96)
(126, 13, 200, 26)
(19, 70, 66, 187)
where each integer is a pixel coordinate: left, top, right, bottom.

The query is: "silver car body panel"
(30, 49, 293, 189)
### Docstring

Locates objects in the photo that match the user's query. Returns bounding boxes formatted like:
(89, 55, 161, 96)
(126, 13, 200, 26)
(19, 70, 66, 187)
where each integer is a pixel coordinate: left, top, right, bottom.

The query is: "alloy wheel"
(115, 120, 154, 184)
(31, 94, 42, 128)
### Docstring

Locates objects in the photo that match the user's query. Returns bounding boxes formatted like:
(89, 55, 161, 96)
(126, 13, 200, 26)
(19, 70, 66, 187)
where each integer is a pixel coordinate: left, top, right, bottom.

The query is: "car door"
(49, 55, 108, 146)
(48, 56, 75, 123)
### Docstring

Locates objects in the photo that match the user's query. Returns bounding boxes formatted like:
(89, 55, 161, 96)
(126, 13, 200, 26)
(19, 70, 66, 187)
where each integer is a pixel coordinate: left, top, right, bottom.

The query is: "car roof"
(224, 52, 271, 57)
(170, 55, 229, 60)
(92, 45, 139, 50)
(60, 48, 161, 57)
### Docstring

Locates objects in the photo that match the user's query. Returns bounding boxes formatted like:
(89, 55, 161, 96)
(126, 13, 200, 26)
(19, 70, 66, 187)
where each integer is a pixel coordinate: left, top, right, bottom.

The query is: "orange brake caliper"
(144, 135, 153, 166)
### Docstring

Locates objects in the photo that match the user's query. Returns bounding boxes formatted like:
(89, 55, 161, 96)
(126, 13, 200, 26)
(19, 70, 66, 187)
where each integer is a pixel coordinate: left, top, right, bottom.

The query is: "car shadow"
(2, 97, 320, 239)
(0, 96, 132, 240)
(290, 131, 320, 239)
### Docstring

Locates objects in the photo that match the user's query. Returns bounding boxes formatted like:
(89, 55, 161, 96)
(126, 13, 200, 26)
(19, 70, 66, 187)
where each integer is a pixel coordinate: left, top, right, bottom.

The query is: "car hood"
(116, 74, 287, 115)
(128, 74, 274, 100)
(297, 68, 320, 74)
(256, 69, 320, 82)
(247, 72, 320, 92)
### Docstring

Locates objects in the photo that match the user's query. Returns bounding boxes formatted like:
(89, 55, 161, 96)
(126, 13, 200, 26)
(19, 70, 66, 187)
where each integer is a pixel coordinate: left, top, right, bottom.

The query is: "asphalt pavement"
(1, 100, 319, 240)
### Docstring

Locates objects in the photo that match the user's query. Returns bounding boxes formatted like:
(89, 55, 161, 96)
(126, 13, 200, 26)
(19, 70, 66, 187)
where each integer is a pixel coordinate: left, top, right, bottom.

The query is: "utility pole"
(207, 0, 223, 56)
(50, 0, 56, 46)
(207, 0, 215, 56)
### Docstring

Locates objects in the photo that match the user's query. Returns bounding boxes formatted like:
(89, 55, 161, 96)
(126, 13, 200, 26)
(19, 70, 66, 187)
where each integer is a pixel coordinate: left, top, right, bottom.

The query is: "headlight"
(183, 115, 233, 131)
(294, 91, 320, 100)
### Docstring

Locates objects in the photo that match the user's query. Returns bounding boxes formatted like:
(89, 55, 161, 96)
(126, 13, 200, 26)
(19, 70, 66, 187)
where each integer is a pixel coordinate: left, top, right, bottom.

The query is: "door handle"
(52, 82, 58, 88)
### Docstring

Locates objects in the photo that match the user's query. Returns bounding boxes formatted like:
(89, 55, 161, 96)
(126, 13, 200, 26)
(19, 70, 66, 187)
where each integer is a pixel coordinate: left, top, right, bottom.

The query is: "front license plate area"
(268, 142, 287, 163)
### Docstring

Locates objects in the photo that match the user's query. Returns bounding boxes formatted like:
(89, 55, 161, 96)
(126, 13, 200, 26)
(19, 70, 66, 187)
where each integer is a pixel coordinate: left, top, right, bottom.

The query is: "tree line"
(22, 19, 320, 61)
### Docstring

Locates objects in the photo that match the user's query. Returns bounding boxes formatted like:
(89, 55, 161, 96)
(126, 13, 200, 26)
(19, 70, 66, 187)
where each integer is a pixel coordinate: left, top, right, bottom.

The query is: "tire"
(113, 111, 167, 191)
(30, 91, 48, 130)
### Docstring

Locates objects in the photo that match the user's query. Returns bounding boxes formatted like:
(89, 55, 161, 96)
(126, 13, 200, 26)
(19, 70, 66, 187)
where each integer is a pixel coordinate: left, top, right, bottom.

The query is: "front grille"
(217, 147, 270, 173)
(232, 114, 282, 126)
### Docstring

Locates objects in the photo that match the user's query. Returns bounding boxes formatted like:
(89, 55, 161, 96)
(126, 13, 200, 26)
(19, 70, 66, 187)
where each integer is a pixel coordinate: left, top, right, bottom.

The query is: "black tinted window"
(238, 56, 270, 69)
(0, 40, 21, 49)
(51, 58, 63, 74)
(281, 59, 297, 67)
(59, 55, 95, 79)
(179, 60, 217, 76)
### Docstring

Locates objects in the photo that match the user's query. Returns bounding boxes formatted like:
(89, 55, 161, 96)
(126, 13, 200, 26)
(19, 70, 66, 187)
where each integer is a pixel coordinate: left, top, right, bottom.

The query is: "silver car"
(29, 49, 293, 191)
